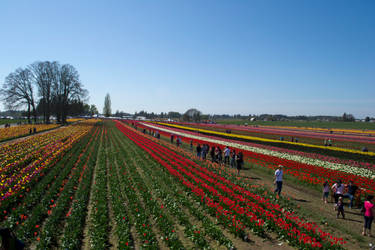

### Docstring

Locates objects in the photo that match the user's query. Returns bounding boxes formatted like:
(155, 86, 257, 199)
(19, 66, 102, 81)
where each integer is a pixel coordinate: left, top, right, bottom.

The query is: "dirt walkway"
(239, 164, 372, 250)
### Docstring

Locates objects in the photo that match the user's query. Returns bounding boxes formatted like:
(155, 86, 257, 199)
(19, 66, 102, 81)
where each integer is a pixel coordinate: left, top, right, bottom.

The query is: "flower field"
(0, 119, 371, 249)
(135, 122, 375, 195)
(155, 122, 375, 157)
(0, 123, 59, 142)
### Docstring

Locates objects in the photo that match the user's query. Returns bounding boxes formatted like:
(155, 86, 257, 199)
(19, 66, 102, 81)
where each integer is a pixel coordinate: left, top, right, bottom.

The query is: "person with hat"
(274, 165, 284, 196)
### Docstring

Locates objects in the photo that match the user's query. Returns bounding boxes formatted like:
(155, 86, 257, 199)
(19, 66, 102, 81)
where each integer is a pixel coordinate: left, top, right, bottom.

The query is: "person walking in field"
(344, 180, 358, 209)
(224, 146, 230, 165)
(274, 165, 284, 196)
(236, 151, 243, 175)
(210, 146, 216, 162)
(202, 144, 208, 160)
(176, 137, 181, 147)
(190, 140, 193, 151)
(363, 195, 375, 236)
(336, 196, 345, 219)
(322, 181, 330, 204)
(331, 179, 344, 209)
(217, 147, 223, 164)
(214, 147, 220, 163)
(230, 150, 236, 168)
(196, 144, 202, 159)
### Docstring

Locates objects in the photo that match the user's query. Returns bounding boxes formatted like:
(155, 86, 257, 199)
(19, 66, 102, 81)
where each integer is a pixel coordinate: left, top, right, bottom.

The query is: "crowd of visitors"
(323, 178, 375, 236)
(195, 143, 244, 175)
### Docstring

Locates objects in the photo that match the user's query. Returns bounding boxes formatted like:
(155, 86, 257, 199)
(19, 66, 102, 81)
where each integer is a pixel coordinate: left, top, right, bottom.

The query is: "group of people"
(28, 127, 37, 134)
(166, 132, 374, 238)
(324, 179, 375, 236)
(170, 134, 181, 146)
(324, 138, 333, 146)
(195, 144, 244, 174)
(327, 179, 358, 209)
(324, 179, 358, 219)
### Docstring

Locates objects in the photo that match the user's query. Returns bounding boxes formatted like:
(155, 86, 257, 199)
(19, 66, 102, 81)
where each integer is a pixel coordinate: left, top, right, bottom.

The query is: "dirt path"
(106, 138, 119, 249)
(237, 164, 371, 250)
(81, 129, 103, 250)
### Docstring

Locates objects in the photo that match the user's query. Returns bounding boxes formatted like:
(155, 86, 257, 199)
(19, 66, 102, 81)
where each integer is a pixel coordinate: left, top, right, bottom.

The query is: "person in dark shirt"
(337, 197, 345, 219)
(344, 180, 358, 208)
(230, 150, 236, 168)
(202, 144, 208, 160)
(170, 134, 174, 143)
(236, 151, 244, 175)
(196, 144, 202, 159)
(210, 146, 216, 162)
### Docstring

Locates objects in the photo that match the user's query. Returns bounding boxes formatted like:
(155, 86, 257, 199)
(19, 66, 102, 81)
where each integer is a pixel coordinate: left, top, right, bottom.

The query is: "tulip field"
(139, 122, 375, 190)
(0, 123, 60, 142)
(1, 119, 374, 249)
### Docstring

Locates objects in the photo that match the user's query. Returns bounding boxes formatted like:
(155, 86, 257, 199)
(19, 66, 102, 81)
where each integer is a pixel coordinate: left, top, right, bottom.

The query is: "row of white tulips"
(141, 122, 375, 179)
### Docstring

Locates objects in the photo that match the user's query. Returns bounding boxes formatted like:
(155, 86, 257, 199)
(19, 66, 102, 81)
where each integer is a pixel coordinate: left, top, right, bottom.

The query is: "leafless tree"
(29, 61, 59, 123)
(1, 68, 37, 123)
(3, 61, 88, 124)
(56, 63, 87, 123)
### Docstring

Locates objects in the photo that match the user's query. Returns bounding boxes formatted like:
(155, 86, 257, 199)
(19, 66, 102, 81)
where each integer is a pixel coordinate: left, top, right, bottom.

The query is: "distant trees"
(1, 61, 88, 124)
(1, 68, 37, 123)
(167, 111, 181, 119)
(342, 113, 355, 122)
(90, 105, 99, 117)
(103, 93, 111, 117)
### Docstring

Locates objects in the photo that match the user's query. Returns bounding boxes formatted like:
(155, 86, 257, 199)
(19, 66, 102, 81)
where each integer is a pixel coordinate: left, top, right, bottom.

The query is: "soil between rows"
(151, 130, 373, 249)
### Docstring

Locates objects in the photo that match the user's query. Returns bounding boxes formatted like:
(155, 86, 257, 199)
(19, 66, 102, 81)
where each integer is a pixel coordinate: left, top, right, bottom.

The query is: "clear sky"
(0, 0, 374, 118)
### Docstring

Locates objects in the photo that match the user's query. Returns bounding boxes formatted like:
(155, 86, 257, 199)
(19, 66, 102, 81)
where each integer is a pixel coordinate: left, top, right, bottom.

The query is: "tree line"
(1, 61, 90, 124)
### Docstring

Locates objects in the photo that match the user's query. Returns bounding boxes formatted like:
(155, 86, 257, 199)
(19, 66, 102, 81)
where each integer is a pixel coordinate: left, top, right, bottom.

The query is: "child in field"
(323, 181, 330, 203)
(337, 196, 345, 219)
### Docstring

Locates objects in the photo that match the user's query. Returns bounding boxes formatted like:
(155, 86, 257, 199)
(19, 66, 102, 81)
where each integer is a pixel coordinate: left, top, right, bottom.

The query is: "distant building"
(122, 116, 133, 120)
(136, 116, 147, 121)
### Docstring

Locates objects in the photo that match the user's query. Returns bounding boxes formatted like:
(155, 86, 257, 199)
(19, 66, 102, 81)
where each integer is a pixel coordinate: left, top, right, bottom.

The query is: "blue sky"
(0, 0, 374, 118)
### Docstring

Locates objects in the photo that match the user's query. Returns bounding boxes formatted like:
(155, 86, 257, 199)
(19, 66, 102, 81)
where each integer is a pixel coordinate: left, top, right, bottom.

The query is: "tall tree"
(183, 108, 202, 122)
(1, 68, 37, 123)
(90, 104, 98, 117)
(103, 93, 111, 117)
(57, 64, 87, 123)
(30, 61, 59, 123)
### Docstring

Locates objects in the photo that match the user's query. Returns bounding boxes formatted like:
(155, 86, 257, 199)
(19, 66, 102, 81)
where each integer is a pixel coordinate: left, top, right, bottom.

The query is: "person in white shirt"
(274, 165, 284, 196)
(331, 179, 344, 206)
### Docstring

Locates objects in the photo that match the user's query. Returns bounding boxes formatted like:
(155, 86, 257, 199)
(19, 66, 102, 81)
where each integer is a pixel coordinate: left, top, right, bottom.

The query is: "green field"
(216, 119, 375, 130)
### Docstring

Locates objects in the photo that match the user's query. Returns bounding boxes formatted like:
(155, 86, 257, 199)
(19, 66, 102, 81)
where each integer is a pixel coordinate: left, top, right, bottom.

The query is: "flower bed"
(116, 121, 346, 249)
(0, 124, 59, 142)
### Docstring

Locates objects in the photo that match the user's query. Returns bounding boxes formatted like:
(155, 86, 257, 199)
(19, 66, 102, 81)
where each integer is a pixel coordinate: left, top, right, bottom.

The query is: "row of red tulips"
(116, 121, 345, 249)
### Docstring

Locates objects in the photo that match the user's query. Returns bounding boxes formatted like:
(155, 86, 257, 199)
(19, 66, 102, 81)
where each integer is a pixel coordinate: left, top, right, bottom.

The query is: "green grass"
(216, 119, 375, 130)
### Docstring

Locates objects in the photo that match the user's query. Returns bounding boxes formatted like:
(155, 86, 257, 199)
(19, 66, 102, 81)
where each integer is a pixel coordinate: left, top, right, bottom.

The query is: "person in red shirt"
(363, 195, 375, 236)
